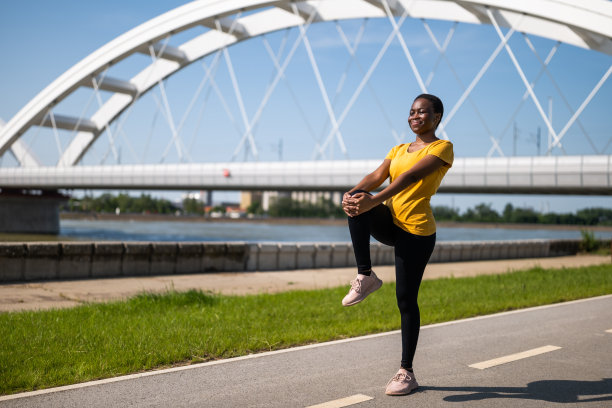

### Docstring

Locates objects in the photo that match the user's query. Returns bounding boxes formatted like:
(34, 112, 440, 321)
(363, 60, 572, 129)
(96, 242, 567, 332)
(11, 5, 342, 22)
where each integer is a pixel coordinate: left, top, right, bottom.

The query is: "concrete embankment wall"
(0, 239, 588, 283)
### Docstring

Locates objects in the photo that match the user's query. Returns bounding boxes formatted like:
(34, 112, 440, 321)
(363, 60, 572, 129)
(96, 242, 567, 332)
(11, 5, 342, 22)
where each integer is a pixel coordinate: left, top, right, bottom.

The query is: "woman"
(341, 93, 453, 396)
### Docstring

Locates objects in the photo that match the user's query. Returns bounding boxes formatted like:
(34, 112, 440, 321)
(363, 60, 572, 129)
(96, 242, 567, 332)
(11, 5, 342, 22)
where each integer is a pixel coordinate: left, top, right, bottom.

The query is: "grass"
(1, 263, 611, 395)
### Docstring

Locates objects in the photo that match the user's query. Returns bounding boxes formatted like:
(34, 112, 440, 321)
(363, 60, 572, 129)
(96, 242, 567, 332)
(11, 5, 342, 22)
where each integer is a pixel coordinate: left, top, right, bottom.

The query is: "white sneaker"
(341, 271, 382, 307)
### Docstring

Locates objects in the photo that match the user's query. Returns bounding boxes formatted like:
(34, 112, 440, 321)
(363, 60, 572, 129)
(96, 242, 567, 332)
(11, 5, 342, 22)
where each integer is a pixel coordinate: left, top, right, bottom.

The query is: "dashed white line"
(469, 345, 562, 370)
(605, 329, 612, 334)
(305, 394, 373, 408)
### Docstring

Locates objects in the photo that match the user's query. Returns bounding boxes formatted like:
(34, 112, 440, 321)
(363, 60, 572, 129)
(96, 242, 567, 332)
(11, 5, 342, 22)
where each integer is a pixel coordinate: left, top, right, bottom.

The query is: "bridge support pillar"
(0, 190, 68, 234)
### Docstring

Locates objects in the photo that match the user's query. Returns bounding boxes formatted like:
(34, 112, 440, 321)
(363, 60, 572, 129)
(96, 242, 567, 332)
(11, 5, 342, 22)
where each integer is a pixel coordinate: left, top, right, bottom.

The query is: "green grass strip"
(1, 263, 610, 395)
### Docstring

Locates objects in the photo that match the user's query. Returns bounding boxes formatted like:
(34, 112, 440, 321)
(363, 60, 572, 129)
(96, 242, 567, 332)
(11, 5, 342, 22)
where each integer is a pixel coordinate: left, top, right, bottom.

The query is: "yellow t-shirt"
(385, 139, 454, 236)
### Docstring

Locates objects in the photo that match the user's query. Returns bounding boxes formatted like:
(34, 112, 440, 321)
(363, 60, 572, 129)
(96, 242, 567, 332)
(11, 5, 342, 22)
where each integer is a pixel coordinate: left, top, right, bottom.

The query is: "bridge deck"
(0, 155, 610, 194)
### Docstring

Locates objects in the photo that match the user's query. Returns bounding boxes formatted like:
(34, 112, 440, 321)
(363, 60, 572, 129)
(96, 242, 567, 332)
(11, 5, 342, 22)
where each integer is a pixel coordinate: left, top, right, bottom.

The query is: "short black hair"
(414, 93, 444, 126)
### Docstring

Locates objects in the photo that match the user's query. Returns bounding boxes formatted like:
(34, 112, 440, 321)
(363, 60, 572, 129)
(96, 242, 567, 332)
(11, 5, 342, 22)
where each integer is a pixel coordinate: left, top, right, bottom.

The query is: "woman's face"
(408, 98, 440, 135)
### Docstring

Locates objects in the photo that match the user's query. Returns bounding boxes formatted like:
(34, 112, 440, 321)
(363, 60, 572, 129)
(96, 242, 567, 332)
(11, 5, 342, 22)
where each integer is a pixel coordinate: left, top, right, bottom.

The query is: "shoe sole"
(342, 278, 382, 307)
(385, 386, 418, 396)
(385, 383, 418, 396)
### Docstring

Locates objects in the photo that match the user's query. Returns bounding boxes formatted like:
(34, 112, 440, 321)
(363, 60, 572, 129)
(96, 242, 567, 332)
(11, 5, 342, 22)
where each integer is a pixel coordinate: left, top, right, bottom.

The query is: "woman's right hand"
(342, 192, 354, 217)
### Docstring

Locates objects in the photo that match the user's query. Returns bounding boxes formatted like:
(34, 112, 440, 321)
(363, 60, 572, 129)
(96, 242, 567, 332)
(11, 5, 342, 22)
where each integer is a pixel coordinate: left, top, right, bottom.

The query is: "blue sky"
(1, 0, 611, 213)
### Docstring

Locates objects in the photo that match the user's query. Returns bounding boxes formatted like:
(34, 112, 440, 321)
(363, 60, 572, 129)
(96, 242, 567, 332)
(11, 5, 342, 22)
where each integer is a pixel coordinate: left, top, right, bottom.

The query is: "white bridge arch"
(0, 0, 611, 194)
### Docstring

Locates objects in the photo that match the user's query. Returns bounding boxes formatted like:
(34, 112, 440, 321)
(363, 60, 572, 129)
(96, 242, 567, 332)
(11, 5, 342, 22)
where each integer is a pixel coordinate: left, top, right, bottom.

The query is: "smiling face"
(408, 98, 441, 135)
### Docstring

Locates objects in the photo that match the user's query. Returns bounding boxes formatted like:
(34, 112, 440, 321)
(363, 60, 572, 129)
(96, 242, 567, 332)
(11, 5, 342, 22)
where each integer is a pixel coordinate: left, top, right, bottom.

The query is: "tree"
(210, 205, 226, 214)
(463, 203, 500, 222)
(183, 197, 204, 215)
(511, 207, 539, 224)
(433, 205, 460, 221)
(576, 207, 612, 226)
(502, 203, 514, 222)
(247, 201, 263, 215)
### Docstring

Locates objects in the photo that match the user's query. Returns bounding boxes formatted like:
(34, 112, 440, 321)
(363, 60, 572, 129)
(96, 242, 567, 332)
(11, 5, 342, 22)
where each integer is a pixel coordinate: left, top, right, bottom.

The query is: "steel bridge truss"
(0, 0, 611, 194)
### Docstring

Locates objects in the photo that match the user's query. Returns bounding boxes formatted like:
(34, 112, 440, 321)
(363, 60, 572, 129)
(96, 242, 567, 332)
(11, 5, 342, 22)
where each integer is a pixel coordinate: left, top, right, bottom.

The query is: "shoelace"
(349, 279, 362, 293)
(391, 372, 411, 383)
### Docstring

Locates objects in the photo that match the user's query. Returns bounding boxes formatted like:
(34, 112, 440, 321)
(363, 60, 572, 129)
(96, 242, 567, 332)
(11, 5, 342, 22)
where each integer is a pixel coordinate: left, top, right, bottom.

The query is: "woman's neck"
(414, 132, 438, 144)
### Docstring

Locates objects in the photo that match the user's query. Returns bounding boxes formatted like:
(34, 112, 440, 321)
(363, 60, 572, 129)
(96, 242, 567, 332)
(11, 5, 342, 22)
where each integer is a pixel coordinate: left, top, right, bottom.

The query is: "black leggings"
(347, 191, 436, 369)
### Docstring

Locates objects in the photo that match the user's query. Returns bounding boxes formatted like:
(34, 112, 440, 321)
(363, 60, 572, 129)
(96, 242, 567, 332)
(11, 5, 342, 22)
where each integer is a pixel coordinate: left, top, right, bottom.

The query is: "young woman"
(341, 94, 454, 396)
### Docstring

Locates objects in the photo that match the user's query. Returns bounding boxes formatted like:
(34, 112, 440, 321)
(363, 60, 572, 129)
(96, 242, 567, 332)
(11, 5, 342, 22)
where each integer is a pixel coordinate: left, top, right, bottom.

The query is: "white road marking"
(605, 329, 612, 333)
(469, 345, 562, 370)
(306, 394, 373, 408)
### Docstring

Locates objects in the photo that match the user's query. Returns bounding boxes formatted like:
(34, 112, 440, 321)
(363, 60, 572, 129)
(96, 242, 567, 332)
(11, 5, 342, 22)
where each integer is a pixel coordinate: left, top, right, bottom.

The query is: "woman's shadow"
(420, 378, 612, 403)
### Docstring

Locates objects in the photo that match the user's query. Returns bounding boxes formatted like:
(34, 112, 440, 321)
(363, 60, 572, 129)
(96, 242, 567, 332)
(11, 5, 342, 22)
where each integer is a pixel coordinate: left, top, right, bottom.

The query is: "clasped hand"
(342, 192, 376, 217)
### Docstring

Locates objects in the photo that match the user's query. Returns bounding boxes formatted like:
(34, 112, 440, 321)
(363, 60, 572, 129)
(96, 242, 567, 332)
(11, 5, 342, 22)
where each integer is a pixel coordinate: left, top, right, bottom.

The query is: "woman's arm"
(347, 154, 447, 216)
(341, 159, 390, 216)
(347, 159, 391, 194)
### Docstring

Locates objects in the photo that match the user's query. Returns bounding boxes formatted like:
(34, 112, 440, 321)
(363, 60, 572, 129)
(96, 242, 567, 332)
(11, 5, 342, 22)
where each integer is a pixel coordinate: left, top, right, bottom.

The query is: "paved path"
(2, 295, 611, 407)
(1, 254, 609, 312)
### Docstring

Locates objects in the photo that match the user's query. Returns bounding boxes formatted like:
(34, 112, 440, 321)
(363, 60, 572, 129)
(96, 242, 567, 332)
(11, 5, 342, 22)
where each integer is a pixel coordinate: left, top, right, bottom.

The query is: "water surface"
(51, 219, 612, 243)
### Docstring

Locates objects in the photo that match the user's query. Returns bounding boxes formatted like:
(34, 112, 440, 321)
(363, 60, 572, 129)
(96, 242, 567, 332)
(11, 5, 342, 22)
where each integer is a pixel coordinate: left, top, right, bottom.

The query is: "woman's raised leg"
(343, 191, 396, 306)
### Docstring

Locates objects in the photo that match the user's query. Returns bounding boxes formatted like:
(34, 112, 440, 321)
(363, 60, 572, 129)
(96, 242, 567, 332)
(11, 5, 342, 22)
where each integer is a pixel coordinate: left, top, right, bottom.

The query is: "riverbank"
(59, 212, 612, 232)
(2, 239, 592, 283)
(2, 255, 609, 312)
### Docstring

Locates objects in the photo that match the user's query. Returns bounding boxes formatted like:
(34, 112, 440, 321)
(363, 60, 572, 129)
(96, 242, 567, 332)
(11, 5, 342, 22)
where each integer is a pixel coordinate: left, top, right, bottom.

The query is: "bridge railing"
(0, 155, 610, 194)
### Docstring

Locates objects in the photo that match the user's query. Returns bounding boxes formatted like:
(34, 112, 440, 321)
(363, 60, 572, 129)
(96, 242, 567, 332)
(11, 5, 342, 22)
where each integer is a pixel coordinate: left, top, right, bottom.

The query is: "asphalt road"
(2, 295, 611, 407)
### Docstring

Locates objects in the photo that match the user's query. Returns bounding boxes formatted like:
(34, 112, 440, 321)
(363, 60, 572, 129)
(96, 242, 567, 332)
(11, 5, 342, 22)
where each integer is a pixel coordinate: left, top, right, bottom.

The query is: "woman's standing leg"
(385, 232, 436, 395)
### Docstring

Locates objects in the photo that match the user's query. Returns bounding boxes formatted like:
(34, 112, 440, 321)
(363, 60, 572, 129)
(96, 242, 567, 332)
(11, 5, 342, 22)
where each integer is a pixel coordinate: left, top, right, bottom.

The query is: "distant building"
(181, 190, 212, 206)
(240, 191, 262, 211)
(240, 190, 342, 212)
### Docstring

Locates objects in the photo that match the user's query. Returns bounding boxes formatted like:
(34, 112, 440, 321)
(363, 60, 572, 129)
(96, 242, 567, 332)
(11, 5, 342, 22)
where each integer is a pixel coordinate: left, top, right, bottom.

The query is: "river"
(43, 218, 611, 243)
